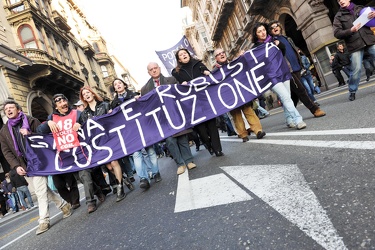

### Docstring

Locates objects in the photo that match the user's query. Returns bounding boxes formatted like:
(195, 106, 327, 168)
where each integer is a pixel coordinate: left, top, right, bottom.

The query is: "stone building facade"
(0, 0, 134, 174)
(181, 0, 375, 89)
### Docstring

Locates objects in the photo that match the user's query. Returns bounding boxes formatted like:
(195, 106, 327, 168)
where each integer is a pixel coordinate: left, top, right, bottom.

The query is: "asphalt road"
(1, 81, 375, 250)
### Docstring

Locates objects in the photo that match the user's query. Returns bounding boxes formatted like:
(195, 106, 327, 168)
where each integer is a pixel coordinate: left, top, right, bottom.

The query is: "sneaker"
(177, 165, 186, 175)
(187, 162, 196, 170)
(97, 192, 106, 202)
(296, 121, 307, 130)
(313, 108, 326, 117)
(61, 203, 72, 218)
(287, 122, 296, 128)
(242, 136, 249, 142)
(314, 101, 320, 106)
(72, 203, 81, 210)
(36, 223, 50, 235)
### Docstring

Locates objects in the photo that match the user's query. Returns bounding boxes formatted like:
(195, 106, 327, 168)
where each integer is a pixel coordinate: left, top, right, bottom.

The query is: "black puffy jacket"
(333, 5, 375, 53)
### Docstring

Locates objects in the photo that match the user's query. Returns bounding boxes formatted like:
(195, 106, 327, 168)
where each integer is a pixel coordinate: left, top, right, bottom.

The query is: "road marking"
(174, 169, 253, 213)
(221, 164, 347, 250)
(220, 127, 375, 149)
(221, 127, 375, 137)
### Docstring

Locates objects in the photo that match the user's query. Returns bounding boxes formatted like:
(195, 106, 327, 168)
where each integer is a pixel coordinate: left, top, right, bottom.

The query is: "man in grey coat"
(141, 62, 196, 175)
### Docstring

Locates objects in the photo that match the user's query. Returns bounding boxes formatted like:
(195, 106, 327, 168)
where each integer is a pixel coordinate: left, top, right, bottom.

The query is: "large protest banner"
(155, 35, 196, 75)
(25, 43, 291, 176)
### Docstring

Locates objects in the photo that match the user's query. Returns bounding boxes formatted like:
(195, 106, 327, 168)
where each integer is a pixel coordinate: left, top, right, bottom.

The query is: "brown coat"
(0, 115, 41, 170)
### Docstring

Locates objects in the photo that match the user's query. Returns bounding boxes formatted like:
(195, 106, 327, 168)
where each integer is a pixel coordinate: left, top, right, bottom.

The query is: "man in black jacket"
(333, 0, 375, 101)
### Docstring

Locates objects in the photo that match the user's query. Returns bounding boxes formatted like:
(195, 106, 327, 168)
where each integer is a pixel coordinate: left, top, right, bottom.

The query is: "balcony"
(212, 0, 235, 41)
(82, 41, 95, 57)
(52, 10, 71, 32)
(95, 52, 113, 64)
(14, 48, 83, 93)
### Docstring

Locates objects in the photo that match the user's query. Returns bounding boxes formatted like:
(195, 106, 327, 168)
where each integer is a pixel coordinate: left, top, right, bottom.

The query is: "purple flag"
(155, 36, 196, 75)
(25, 43, 291, 176)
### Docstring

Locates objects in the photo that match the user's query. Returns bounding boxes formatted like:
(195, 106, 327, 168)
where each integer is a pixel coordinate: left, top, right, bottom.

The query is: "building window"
(46, 33, 57, 57)
(18, 25, 38, 49)
(93, 42, 100, 53)
(101, 65, 108, 77)
(36, 26, 47, 51)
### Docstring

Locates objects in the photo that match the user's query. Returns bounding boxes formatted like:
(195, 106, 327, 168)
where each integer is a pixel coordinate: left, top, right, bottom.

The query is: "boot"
(116, 181, 126, 202)
(123, 177, 135, 191)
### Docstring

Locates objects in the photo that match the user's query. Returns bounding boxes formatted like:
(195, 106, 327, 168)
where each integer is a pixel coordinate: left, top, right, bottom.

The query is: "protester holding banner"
(110, 78, 138, 185)
(142, 62, 196, 176)
(172, 48, 224, 157)
(36, 94, 83, 212)
(268, 20, 326, 119)
(0, 100, 72, 235)
(79, 86, 129, 204)
(212, 48, 266, 142)
(251, 22, 307, 129)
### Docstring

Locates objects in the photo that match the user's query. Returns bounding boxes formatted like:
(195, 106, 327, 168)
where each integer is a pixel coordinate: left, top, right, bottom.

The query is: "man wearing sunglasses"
(268, 20, 326, 120)
(37, 94, 83, 211)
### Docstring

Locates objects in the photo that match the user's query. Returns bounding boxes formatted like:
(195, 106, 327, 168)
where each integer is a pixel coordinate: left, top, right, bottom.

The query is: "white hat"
(74, 100, 83, 106)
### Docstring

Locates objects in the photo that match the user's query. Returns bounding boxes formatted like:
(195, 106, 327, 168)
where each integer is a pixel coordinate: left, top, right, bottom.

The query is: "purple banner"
(155, 36, 196, 75)
(26, 43, 291, 176)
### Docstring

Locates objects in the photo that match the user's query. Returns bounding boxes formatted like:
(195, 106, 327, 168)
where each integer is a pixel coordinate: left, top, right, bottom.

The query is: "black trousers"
(194, 118, 222, 153)
(290, 72, 319, 114)
(52, 173, 80, 205)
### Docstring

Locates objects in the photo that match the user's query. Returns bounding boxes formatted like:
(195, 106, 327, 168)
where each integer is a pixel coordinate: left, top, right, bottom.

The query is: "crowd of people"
(1, 0, 374, 236)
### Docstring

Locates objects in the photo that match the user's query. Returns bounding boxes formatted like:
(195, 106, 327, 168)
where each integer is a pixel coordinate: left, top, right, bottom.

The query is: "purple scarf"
(264, 35, 272, 43)
(8, 111, 30, 156)
(344, 2, 355, 15)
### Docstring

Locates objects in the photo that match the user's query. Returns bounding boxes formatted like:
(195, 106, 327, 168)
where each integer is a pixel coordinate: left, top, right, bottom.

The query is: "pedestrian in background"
(9, 168, 34, 210)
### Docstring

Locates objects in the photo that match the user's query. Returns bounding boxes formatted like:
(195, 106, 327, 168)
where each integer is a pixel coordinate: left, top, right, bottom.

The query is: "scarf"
(8, 111, 30, 156)
(344, 2, 355, 15)
(264, 35, 272, 43)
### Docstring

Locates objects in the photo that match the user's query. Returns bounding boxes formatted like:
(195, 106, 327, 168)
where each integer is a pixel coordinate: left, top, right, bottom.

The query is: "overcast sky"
(78, 0, 189, 87)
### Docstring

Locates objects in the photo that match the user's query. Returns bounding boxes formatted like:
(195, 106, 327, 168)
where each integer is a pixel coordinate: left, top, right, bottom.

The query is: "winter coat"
(110, 89, 139, 110)
(171, 58, 209, 83)
(79, 101, 110, 124)
(141, 74, 178, 96)
(0, 116, 41, 171)
(37, 108, 81, 134)
(333, 4, 375, 53)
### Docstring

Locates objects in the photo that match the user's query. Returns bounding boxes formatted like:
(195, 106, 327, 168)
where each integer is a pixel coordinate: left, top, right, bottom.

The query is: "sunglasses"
(215, 51, 225, 57)
(54, 97, 67, 103)
(271, 24, 280, 30)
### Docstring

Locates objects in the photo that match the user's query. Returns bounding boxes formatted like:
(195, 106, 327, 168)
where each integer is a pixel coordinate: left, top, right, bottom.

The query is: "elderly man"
(0, 99, 72, 235)
(141, 62, 196, 175)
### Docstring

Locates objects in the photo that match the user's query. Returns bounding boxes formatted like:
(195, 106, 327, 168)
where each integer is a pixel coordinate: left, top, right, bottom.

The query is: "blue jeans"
(133, 146, 159, 181)
(301, 74, 316, 102)
(16, 185, 34, 208)
(166, 135, 194, 167)
(272, 80, 303, 126)
(349, 45, 375, 93)
(8, 193, 18, 211)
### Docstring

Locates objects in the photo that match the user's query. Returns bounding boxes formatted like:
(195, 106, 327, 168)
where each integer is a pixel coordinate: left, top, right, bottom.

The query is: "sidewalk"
(0, 203, 39, 225)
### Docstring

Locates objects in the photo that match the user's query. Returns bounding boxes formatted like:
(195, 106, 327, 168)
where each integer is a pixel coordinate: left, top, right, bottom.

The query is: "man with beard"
(0, 99, 72, 235)
(37, 94, 106, 213)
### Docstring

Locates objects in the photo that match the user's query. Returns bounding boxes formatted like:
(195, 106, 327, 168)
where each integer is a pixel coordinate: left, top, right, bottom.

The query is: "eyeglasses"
(271, 24, 279, 30)
(54, 97, 67, 103)
(215, 51, 225, 57)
